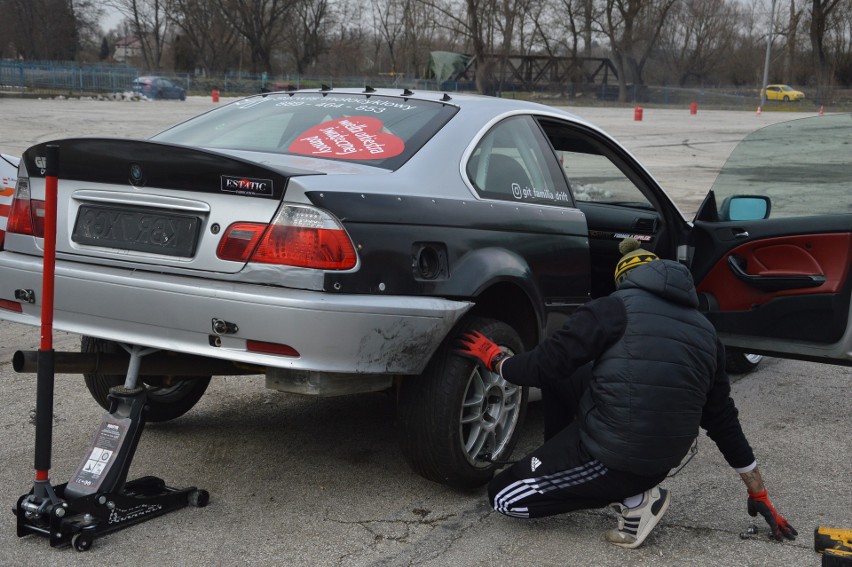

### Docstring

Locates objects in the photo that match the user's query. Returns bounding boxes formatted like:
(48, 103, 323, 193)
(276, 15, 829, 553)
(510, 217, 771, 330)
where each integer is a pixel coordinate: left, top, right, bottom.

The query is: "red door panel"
(696, 233, 851, 311)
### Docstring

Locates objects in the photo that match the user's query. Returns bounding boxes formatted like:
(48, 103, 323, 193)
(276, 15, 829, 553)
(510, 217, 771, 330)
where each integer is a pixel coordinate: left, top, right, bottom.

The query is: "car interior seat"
(469, 153, 532, 195)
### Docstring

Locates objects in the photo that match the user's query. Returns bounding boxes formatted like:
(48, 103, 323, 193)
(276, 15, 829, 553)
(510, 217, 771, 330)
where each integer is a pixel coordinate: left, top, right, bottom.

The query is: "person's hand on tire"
(747, 490, 797, 541)
(457, 330, 508, 372)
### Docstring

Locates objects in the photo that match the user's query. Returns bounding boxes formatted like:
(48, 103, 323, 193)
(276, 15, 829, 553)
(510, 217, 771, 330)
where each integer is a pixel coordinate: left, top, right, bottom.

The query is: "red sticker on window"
(288, 117, 404, 160)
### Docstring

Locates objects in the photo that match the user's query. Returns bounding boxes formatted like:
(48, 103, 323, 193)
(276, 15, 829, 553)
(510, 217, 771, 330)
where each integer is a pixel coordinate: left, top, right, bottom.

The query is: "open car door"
(691, 113, 852, 366)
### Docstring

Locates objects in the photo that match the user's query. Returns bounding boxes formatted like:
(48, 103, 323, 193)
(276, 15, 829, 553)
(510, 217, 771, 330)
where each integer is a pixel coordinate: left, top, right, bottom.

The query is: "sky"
(102, 7, 124, 32)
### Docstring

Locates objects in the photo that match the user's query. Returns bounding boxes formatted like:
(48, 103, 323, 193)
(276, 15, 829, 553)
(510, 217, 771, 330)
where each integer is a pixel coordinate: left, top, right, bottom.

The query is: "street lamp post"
(760, 0, 778, 108)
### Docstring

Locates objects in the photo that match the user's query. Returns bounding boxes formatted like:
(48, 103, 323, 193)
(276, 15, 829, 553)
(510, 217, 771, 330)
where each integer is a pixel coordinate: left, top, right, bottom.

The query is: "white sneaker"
(605, 487, 671, 549)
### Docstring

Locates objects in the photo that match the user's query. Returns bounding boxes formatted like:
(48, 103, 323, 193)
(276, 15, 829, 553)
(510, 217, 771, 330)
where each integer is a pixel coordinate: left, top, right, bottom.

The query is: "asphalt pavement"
(0, 95, 847, 566)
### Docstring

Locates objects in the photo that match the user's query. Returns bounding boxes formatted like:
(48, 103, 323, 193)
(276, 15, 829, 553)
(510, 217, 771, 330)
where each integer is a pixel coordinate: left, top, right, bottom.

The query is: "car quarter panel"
(309, 190, 589, 299)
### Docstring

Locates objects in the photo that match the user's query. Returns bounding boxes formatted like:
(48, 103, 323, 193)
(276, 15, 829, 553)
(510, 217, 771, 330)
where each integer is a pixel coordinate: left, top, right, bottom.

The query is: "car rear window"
(153, 93, 458, 170)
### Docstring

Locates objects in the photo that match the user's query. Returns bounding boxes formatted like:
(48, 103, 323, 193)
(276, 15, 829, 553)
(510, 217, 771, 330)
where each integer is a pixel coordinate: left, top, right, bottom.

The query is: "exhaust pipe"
(13, 350, 263, 376)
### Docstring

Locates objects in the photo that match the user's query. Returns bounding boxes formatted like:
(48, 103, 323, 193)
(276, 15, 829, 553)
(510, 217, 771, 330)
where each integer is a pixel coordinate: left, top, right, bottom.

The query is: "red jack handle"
(34, 144, 59, 480)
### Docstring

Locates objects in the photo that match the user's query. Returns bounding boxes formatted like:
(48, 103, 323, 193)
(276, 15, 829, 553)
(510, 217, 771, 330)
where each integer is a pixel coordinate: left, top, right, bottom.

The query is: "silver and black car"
(1, 90, 849, 488)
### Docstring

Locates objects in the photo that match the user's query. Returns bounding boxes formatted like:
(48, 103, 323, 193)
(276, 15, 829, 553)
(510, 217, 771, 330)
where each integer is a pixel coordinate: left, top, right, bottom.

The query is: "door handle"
(727, 255, 825, 292)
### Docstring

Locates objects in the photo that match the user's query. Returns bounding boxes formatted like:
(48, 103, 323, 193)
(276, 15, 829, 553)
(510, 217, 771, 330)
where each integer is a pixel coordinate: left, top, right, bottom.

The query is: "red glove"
(457, 330, 507, 372)
(747, 490, 797, 541)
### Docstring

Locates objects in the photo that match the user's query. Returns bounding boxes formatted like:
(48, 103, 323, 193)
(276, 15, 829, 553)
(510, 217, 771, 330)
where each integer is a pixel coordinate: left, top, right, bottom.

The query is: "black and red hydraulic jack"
(14, 145, 208, 552)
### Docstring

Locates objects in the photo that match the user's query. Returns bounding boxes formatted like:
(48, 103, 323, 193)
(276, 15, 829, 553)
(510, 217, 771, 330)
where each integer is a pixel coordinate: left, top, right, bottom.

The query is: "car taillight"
(6, 177, 45, 237)
(246, 340, 299, 357)
(217, 205, 357, 270)
(0, 298, 22, 313)
(216, 223, 266, 262)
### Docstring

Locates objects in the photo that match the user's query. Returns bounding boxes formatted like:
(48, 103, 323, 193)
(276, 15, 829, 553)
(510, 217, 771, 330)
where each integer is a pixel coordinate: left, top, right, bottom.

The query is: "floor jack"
(15, 345, 210, 552)
(14, 145, 208, 552)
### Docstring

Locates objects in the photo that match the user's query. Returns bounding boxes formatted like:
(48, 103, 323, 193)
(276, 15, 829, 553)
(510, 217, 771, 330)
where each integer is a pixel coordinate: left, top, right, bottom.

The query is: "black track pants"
(488, 365, 667, 518)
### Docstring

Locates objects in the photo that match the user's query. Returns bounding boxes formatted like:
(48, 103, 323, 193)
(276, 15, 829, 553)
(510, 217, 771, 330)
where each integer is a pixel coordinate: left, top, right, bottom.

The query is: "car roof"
(257, 87, 593, 126)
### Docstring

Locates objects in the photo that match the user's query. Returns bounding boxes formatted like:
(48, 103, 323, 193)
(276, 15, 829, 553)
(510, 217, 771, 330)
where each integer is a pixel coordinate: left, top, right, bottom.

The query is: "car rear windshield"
(153, 93, 458, 170)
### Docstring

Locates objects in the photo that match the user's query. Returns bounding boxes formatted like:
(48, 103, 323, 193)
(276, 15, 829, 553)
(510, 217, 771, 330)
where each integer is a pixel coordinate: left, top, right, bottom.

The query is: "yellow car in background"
(764, 84, 805, 101)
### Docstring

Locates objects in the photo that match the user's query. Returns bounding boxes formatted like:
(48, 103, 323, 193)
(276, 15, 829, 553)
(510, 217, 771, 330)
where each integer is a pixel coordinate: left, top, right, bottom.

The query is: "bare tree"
(809, 0, 845, 102)
(316, 0, 370, 77)
(2, 0, 80, 60)
(214, 0, 298, 74)
(281, 0, 331, 75)
(72, 0, 107, 58)
(371, 0, 407, 73)
(109, 0, 173, 71)
(830, 2, 852, 85)
(781, 0, 805, 84)
(660, 0, 740, 86)
(537, 0, 591, 59)
(597, 0, 678, 101)
(171, 0, 240, 75)
(401, 0, 443, 76)
(417, 0, 531, 94)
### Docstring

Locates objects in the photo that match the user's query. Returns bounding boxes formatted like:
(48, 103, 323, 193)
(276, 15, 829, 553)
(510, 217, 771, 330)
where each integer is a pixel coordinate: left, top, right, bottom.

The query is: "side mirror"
(719, 195, 771, 221)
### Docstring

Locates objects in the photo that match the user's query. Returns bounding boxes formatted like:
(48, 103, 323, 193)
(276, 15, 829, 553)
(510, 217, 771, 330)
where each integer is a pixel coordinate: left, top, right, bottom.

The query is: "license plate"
(72, 205, 201, 257)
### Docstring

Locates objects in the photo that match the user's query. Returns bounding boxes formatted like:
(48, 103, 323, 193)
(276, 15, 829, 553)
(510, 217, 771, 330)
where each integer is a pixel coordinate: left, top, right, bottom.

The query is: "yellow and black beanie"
(614, 238, 659, 286)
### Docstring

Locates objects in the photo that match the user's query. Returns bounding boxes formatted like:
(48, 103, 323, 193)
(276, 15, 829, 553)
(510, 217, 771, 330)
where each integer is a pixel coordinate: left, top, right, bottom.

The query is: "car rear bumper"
(0, 253, 472, 374)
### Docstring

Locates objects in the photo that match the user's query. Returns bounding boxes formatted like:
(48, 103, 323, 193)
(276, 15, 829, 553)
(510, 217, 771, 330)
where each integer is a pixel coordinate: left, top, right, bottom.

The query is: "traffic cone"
(756, 106, 762, 116)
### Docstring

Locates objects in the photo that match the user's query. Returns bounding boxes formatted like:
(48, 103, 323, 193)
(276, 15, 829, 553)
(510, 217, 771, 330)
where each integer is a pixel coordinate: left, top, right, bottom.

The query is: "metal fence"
(0, 61, 144, 95)
(0, 59, 828, 111)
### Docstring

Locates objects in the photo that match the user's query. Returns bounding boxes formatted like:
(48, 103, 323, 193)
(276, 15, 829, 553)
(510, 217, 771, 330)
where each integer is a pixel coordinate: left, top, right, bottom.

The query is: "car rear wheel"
(725, 347, 763, 374)
(81, 336, 211, 422)
(397, 316, 527, 489)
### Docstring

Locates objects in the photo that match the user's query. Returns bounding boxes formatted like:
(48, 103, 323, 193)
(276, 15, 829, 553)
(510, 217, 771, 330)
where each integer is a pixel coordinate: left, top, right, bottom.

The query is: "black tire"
(81, 336, 211, 422)
(783, 95, 790, 102)
(725, 348, 763, 374)
(397, 316, 528, 489)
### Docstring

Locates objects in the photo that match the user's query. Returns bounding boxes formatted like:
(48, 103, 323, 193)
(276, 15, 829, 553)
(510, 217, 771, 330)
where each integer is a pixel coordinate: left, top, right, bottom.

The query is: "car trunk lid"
(10, 138, 321, 275)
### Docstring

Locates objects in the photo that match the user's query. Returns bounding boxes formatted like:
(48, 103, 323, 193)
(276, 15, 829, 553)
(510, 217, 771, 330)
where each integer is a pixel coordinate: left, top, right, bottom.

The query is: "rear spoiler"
(20, 138, 317, 201)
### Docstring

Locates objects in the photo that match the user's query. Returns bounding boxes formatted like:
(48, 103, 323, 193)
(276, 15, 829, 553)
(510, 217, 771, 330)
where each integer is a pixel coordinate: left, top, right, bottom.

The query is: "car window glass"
(153, 93, 457, 171)
(709, 113, 852, 219)
(537, 120, 651, 208)
(466, 116, 570, 205)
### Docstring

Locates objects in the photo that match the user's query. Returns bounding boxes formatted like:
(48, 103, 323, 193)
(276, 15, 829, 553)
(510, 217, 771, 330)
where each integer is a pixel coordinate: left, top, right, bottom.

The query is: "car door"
(534, 116, 691, 299)
(161, 79, 177, 98)
(690, 113, 852, 365)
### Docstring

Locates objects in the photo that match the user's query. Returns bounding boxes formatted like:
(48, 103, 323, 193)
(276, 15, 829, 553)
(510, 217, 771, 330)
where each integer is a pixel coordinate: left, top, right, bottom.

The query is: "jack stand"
(15, 344, 209, 551)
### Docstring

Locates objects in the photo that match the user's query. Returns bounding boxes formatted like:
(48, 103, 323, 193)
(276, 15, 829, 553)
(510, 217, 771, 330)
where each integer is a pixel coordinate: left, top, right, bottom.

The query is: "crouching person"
(459, 238, 796, 548)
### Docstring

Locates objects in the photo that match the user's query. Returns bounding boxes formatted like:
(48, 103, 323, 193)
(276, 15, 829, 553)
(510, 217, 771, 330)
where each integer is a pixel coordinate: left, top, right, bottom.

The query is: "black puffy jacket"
(578, 260, 718, 475)
(502, 260, 751, 476)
